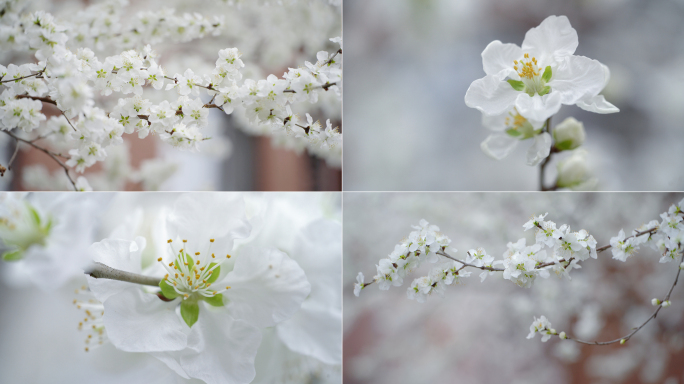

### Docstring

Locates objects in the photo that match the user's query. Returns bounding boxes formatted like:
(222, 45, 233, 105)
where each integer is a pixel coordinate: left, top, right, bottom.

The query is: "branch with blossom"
(464, 15, 618, 191)
(0, 2, 341, 190)
(354, 198, 684, 347)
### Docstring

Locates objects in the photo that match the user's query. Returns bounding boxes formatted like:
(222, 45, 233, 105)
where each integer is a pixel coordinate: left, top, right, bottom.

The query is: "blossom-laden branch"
(85, 262, 161, 287)
(465, 16, 618, 191)
(0, 6, 342, 190)
(354, 199, 684, 346)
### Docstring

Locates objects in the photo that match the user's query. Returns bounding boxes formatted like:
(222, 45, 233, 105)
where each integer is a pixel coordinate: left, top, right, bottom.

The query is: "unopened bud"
(620, 339, 626, 345)
(559, 331, 567, 340)
(652, 298, 661, 306)
(556, 150, 596, 190)
(662, 300, 671, 308)
(553, 117, 585, 151)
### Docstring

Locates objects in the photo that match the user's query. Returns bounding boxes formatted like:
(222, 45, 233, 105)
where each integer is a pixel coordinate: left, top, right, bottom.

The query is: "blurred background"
(343, 0, 684, 191)
(0, 0, 341, 191)
(344, 192, 684, 384)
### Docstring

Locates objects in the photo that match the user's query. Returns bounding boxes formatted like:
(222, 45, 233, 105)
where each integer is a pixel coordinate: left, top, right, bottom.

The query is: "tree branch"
(85, 262, 162, 287)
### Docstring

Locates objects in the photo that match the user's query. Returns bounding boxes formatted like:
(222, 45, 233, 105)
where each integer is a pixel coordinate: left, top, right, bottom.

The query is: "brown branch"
(16, 94, 57, 105)
(563, 248, 683, 345)
(0, 71, 44, 84)
(85, 262, 162, 287)
(2, 130, 77, 190)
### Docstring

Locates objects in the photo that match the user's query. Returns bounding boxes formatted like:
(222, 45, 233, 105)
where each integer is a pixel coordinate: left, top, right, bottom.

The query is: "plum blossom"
(465, 15, 617, 122)
(86, 194, 311, 384)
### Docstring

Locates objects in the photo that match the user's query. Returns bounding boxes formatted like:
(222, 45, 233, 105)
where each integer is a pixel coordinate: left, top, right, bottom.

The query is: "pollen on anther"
(184, 294, 189, 298)
(210, 239, 215, 243)
(196, 260, 200, 265)
(175, 273, 178, 278)
(195, 252, 200, 256)
(167, 239, 173, 243)
(182, 240, 187, 243)
(211, 253, 215, 258)
(226, 286, 231, 289)
(157, 257, 162, 262)
(169, 262, 174, 267)
(226, 254, 231, 258)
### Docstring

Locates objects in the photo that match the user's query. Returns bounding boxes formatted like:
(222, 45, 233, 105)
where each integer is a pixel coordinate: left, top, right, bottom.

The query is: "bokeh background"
(0, 0, 341, 191)
(344, 192, 684, 384)
(343, 0, 684, 191)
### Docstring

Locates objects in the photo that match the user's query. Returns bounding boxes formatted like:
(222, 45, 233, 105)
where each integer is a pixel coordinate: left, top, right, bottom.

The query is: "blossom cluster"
(465, 15, 618, 189)
(0, 1, 341, 190)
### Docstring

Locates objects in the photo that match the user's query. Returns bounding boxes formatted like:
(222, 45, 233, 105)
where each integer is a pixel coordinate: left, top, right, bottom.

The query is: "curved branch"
(563, 249, 683, 345)
(1, 130, 77, 190)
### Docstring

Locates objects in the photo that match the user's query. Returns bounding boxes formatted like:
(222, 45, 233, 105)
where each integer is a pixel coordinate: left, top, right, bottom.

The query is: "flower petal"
(87, 237, 147, 302)
(480, 133, 518, 160)
(514, 92, 561, 122)
(548, 55, 606, 105)
(465, 75, 519, 116)
(181, 312, 262, 384)
(276, 301, 341, 365)
(526, 132, 552, 166)
(224, 246, 311, 328)
(481, 40, 522, 80)
(576, 94, 619, 114)
(166, 193, 251, 255)
(522, 15, 578, 62)
(103, 288, 188, 353)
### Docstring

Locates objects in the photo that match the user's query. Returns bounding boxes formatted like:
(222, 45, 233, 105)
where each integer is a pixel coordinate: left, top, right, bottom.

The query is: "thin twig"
(61, 111, 77, 131)
(437, 250, 504, 271)
(563, 249, 683, 345)
(16, 94, 57, 105)
(540, 116, 553, 191)
(2, 130, 77, 190)
(7, 140, 19, 170)
(0, 71, 43, 84)
(85, 262, 162, 287)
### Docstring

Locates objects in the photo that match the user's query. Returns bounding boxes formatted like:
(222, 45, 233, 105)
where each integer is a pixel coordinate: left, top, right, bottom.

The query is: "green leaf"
(159, 279, 179, 300)
(180, 299, 199, 327)
(555, 140, 575, 151)
(206, 263, 220, 284)
(28, 205, 41, 226)
(541, 66, 552, 83)
(2, 250, 23, 261)
(538, 85, 551, 96)
(505, 128, 522, 137)
(203, 293, 225, 307)
(507, 79, 525, 91)
(175, 253, 194, 270)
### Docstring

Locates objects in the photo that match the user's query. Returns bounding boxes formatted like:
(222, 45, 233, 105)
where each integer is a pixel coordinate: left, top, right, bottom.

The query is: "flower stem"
(85, 262, 161, 287)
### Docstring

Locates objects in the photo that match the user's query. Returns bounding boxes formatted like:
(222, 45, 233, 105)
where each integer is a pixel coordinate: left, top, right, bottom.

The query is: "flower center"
(504, 108, 539, 139)
(0, 201, 52, 260)
(158, 238, 232, 300)
(509, 53, 552, 97)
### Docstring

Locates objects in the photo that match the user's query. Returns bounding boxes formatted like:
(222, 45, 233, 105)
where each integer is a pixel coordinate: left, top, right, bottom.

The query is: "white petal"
(224, 246, 311, 328)
(526, 132, 552, 166)
(87, 237, 147, 302)
(276, 301, 341, 365)
(181, 312, 262, 384)
(514, 92, 562, 122)
(103, 288, 188, 352)
(481, 109, 510, 132)
(548, 56, 606, 105)
(481, 40, 522, 80)
(522, 15, 578, 62)
(576, 94, 619, 114)
(480, 133, 518, 160)
(166, 193, 251, 253)
(465, 75, 519, 116)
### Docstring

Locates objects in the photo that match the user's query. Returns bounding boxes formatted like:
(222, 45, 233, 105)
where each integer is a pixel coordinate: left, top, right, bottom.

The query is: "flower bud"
(620, 339, 626, 345)
(680, 262, 684, 270)
(652, 298, 661, 306)
(662, 300, 671, 308)
(553, 117, 585, 150)
(549, 328, 557, 335)
(556, 150, 596, 189)
(559, 331, 567, 340)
